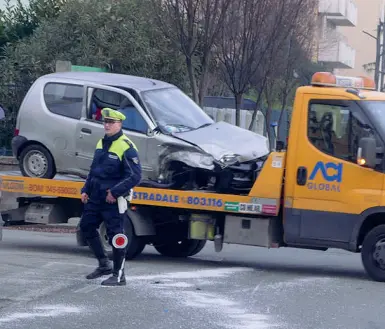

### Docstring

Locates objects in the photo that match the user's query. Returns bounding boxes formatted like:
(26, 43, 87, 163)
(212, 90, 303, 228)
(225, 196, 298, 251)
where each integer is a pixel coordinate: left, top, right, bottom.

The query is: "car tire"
(19, 144, 56, 179)
(361, 224, 385, 282)
(153, 239, 206, 258)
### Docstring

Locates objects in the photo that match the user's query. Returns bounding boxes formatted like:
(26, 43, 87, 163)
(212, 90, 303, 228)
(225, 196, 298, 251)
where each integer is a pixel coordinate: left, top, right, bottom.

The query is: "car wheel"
(98, 214, 146, 260)
(19, 144, 56, 179)
(153, 239, 206, 257)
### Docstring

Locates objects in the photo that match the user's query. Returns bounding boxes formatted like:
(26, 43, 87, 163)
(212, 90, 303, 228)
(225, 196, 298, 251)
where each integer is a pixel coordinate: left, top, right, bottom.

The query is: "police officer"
(79, 107, 142, 286)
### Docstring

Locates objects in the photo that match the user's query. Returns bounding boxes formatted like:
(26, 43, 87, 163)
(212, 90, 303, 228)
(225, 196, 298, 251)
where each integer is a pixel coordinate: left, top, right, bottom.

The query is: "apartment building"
(316, 0, 358, 71)
(317, 0, 385, 81)
(336, 0, 385, 79)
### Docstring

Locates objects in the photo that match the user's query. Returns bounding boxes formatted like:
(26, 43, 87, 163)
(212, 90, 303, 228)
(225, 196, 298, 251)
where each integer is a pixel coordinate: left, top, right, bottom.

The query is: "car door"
(286, 94, 384, 248)
(75, 83, 157, 178)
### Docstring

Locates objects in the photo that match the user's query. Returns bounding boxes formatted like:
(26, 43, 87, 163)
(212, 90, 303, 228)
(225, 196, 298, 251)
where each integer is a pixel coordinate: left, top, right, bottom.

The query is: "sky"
(0, 0, 29, 9)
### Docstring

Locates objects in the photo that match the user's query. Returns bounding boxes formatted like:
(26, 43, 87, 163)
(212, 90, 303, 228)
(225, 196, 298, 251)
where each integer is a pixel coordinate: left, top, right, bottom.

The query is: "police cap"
(101, 108, 126, 121)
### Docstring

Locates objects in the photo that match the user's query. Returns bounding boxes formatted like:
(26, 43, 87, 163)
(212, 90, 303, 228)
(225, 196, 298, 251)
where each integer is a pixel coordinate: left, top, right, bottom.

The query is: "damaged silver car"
(12, 72, 269, 194)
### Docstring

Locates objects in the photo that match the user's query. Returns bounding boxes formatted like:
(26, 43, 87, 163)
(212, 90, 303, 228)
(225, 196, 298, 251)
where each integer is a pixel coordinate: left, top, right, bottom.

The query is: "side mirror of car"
(357, 137, 377, 169)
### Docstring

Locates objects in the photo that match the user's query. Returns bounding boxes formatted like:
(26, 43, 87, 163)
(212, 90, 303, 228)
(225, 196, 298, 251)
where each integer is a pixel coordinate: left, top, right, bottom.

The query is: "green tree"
(4, 0, 186, 86)
(0, 0, 66, 50)
(0, 0, 187, 149)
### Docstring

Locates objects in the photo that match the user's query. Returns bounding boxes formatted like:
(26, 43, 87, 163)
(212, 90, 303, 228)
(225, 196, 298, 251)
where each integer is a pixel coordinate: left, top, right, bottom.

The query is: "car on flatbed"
(11, 71, 269, 195)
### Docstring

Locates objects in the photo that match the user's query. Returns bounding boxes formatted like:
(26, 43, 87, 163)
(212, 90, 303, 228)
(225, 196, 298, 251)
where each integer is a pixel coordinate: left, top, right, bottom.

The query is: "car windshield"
(141, 87, 214, 133)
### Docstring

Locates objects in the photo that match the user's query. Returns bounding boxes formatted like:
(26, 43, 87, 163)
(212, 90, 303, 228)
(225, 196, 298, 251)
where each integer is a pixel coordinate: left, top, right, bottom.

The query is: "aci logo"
(307, 161, 342, 192)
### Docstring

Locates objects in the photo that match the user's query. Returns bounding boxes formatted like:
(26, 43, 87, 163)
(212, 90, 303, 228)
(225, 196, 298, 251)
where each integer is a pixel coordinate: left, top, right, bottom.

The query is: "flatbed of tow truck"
(0, 151, 285, 216)
(0, 151, 286, 260)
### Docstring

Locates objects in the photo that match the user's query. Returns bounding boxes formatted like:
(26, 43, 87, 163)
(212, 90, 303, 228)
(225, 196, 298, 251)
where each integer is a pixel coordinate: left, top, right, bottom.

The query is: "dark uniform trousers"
(79, 130, 141, 286)
(81, 201, 124, 246)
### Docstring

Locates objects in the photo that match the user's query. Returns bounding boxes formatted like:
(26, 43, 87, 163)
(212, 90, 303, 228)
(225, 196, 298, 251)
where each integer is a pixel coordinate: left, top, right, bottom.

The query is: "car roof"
(40, 71, 175, 92)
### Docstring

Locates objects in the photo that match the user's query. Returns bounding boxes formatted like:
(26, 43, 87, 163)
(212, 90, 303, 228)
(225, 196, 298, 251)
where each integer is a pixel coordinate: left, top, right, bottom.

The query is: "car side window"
(91, 88, 148, 134)
(43, 83, 84, 119)
(308, 101, 376, 163)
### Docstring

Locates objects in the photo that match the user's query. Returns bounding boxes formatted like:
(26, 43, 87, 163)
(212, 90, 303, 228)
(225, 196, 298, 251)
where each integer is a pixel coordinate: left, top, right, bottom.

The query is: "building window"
(43, 83, 84, 119)
(308, 101, 376, 163)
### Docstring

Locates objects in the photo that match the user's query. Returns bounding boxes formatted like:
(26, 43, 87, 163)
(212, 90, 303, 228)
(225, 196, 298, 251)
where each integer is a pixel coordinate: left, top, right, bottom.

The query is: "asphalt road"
(0, 229, 384, 329)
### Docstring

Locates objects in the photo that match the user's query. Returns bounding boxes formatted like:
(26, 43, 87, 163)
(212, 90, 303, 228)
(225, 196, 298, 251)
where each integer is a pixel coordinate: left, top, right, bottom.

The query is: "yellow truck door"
(284, 91, 384, 250)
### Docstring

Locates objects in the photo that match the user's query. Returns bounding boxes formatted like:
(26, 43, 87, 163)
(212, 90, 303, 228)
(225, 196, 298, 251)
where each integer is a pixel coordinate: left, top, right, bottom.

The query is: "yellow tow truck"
(2, 71, 385, 282)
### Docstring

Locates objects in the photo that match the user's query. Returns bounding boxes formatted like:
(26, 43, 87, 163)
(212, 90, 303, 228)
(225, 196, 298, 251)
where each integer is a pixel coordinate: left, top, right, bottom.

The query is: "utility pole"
(374, 5, 385, 92)
(364, 20, 384, 91)
(374, 19, 382, 90)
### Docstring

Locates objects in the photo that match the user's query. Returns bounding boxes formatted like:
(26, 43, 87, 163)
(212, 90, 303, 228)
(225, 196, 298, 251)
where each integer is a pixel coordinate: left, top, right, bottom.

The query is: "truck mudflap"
(126, 207, 156, 236)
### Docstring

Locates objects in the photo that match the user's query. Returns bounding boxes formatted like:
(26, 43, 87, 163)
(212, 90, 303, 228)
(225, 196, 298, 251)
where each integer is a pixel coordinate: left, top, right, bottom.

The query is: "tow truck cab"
(282, 72, 385, 280)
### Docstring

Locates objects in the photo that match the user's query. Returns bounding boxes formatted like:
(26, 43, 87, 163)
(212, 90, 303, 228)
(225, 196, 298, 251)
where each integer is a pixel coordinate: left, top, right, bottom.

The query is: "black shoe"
(101, 247, 126, 286)
(86, 236, 112, 279)
(86, 257, 113, 279)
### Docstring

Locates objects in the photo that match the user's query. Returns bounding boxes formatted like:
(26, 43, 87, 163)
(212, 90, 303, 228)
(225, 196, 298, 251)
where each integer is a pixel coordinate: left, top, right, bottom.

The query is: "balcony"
(319, 0, 357, 27)
(318, 39, 356, 69)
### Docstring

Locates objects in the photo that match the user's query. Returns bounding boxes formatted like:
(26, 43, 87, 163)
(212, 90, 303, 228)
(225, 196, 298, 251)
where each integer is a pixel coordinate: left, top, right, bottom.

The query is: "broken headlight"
(219, 154, 240, 167)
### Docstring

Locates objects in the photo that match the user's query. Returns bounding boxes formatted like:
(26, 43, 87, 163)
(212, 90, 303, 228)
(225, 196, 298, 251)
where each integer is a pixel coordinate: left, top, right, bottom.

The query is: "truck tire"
(98, 214, 146, 260)
(154, 239, 206, 258)
(361, 224, 385, 282)
(19, 144, 56, 179)
(123, 214, 146, 260)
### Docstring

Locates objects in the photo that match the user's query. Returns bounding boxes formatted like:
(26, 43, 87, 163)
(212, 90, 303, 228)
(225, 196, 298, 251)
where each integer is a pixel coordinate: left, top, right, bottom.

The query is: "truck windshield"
(360, 100, 385, 133)
(141, 87, 214, 133)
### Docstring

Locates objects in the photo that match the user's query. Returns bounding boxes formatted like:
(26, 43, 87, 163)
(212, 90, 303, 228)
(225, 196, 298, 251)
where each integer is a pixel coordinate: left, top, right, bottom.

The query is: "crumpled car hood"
(174, 121, 269, 162)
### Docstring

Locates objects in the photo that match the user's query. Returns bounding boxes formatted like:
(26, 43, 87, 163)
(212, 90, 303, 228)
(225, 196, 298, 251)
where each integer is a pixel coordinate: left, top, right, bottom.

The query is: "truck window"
(308, 101, 376, 163)
(43, 83, 84, 120)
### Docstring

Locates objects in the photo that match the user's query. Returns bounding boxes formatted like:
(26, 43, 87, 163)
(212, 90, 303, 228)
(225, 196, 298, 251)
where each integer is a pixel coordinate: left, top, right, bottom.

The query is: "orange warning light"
(311, 72, 376, 90)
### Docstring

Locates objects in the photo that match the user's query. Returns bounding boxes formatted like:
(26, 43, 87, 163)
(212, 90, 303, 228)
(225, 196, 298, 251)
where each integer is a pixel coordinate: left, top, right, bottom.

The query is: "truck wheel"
(154, 239, 206, 257)
(19, 144, 56, 179)
(123, 215, 146, 260)
(361, 224, 385, 282)
(98, 215, 146, 260)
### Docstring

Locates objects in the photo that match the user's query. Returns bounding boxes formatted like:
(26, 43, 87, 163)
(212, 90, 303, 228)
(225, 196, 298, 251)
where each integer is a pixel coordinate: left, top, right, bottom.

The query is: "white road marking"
(262, 277, 332, 290)
(0, 305, 82, 323)
(0, 260, 97, 308)
(42, 261, 95, 268)
(125, 267, 254, 281)
(253, 280, 264, 293)
(125, 266, 280, 329)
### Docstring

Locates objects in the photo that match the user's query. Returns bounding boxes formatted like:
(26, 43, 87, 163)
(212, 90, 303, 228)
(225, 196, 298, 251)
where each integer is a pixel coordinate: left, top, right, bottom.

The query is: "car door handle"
(81, 128, 92, 134)
(296, 166, 307, 186)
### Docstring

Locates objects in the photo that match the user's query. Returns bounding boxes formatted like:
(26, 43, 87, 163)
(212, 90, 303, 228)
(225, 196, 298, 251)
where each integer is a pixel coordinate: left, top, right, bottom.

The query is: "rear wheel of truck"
(361, 224, 385, 282)
(98, 214, 146, 260)
(154, 239, 206, 258)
